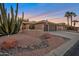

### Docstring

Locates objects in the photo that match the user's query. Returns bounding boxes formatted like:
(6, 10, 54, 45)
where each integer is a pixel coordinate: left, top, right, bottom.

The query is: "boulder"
(40, 33, 53, 39)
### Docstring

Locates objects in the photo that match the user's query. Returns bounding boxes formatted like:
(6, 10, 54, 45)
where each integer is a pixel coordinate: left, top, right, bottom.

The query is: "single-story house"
(21, 20, 66, 31)
(34, 20, 66, 31)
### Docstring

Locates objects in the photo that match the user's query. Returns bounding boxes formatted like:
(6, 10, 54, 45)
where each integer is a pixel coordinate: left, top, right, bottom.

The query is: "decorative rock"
(40, 33, 52, 39)
(0, 52, 9, 56)
(29, 46, 35, 50)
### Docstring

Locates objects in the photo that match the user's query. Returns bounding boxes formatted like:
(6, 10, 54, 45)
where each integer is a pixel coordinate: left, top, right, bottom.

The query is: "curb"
(45, 39, 78, 56)
(45, 32, 78, 56)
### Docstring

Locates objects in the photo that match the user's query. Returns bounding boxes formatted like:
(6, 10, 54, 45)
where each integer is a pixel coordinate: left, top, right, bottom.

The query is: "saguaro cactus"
(0, 3, 24, 35)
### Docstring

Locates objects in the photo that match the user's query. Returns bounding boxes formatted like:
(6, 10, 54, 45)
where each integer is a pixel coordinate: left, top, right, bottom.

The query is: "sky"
(4, 3, 79, 27)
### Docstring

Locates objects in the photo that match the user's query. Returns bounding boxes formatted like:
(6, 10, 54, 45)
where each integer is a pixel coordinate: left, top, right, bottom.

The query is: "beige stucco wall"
(20, 23, 30, 31)
(25, 24, 30, 30)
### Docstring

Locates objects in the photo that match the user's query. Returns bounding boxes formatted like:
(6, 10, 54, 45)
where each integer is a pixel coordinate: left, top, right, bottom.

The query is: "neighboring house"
(21, 20, 37, 31)
(73, 27, 79, 32)
(21, 20, 30, 31)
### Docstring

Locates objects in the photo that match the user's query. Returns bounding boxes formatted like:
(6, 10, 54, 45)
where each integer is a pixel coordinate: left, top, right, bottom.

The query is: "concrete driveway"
(45, 31, 79, 56)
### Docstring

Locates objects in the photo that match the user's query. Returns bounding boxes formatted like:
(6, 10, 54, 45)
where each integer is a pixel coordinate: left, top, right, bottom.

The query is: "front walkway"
(45, 31, 79, 56)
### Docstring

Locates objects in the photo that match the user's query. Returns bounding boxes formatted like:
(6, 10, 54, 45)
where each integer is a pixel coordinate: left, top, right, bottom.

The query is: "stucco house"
(21, 20, 66, 31)
(34, 20, 66, 31)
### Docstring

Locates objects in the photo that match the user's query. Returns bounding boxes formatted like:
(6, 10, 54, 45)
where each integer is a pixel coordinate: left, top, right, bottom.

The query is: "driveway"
(50, 31, 79, 40)
(45, 31, 79, 56)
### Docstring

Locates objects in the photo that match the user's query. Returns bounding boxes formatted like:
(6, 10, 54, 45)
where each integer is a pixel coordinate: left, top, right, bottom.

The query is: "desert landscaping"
(0, 30, 68, 56)
(0, 3, 79, 56)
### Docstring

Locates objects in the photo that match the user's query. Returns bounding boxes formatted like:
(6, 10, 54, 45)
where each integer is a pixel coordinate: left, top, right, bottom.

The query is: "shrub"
(1, 38, 17, 50)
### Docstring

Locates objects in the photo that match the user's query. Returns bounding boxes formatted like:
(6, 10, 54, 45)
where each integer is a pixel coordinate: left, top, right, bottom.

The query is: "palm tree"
(64, 11, 70, 26)
(70, 12, 77, 26)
